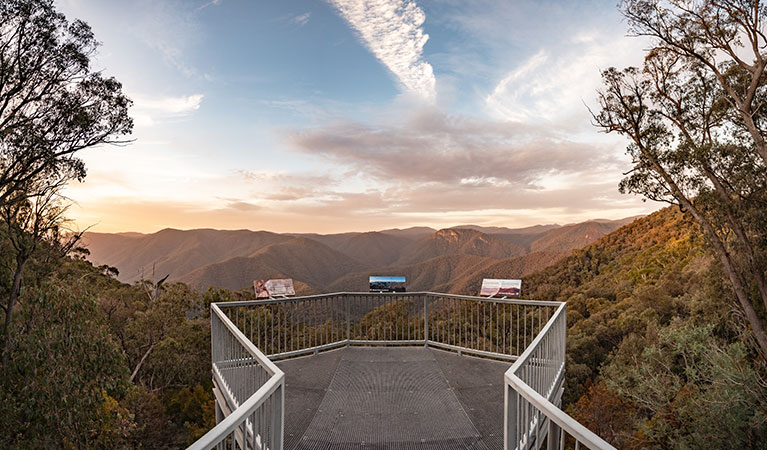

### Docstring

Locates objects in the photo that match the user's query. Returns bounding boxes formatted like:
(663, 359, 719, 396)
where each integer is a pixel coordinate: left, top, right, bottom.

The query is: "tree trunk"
(681, 202, 767, 357)
(130, 341, 156, 383)
(1, 256, 27, 369)
(641, 148, 767, 357)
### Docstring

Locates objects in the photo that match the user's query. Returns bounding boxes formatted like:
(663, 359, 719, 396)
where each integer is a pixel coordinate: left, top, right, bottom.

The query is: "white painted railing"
(504, 303, 615, 450)
(188, 292, 615, 450)
(188, 304, 284, 450)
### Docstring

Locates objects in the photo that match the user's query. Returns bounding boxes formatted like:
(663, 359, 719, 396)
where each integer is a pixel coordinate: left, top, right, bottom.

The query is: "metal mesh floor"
(276, 347, 509, 450)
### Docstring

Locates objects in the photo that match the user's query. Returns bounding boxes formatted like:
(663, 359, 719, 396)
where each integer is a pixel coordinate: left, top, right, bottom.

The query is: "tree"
(0, 0, 132, 207)
(0, 178, 79, 368)
(0, 0, 132, 368)
(0, 278, 132, 448)
(592, 0, 767, 356)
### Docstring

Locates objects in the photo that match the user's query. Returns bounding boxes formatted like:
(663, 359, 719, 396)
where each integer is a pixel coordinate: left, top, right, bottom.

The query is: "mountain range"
(81, 216, 640, 295)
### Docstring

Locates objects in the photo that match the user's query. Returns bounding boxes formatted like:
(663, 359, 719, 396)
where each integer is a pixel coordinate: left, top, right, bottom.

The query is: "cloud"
(130, 1, 204, 78)
(225, 200, 260, 212)
(250, 179, 654, 231)
(197, 0, 223, 11)
(472, 8, 648, 125)
(130, 93, 204, 126)
(484, 37, 642, 123)
(287, 109, 618, 187)
(237, 170, 340, 202)
(272, 106, 663, 230)
(486, 50, 549, 121)
(328, 0, 436, 101)
(291, 12, 311, 26)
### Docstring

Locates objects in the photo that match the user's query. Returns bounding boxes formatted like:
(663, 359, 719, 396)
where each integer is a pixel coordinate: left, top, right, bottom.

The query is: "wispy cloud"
(130, 1, 203, 78)
(197, 0, 223, 11)
(484, 38, 641, 123)
(486, 50, 549, 122)
(131, 93, 204, 126)
(328, 0, 436, 102)
(291, 12, 311, 26)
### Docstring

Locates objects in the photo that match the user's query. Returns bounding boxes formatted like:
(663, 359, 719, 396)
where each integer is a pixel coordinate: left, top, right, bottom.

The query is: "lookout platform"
(277, 346, 509, 450)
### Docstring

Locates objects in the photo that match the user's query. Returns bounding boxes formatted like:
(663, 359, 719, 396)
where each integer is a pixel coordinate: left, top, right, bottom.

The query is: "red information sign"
(254, 278, 295, 298)
(479, 279, 521, 297)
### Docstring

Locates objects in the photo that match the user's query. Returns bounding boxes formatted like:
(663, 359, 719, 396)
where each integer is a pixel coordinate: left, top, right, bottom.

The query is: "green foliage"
(166, 384, 217, 445)
(0, 279, 131, 448)
(595, 0, 767, 357)
(527, 206, 767, 447)
(0, 248, 215, 448)
(602, 322, 767, 449)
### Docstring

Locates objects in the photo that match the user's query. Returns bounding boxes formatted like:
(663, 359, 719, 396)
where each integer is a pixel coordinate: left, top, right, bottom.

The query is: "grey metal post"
(276, 383, 284, 450)
(505, 383, 517, 450)
(346, 295, 351, 346)
(423, 295, 429, 346)
(215, 399, 223, 425)
(547, 418, 560, 450)
(211, 308, 220, 425)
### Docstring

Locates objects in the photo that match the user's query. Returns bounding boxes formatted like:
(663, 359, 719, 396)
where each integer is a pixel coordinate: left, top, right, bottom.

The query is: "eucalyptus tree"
(0, 0, 132, 367)
(593, 0, 767, 355)
(0, 0, 133, 207)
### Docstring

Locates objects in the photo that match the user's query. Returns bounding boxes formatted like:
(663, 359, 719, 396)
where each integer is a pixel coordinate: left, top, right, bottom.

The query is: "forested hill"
(82, 217, 635, 293)
(4, 204, 766, 448)
(522, 207, 767, 448)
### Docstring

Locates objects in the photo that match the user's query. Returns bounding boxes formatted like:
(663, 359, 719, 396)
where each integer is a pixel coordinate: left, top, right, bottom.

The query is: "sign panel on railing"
(369, 276, 406, 292)
(479, 278, 521, 297)
(254, 278, 296, 298)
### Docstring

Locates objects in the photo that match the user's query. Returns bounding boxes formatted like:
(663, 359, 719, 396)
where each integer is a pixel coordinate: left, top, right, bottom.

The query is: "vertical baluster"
(476, 301, 480, 351)
(460, 298, 464, 347)
(484, 301, 488, 352)
(276, 303, 280, 355)
(382, 295, 386, 342)
(334, 295, 337, 343)
(439, 297, 443, 344)
(451, 298, 455, 345)
(559, 427, 565, 450)
(286, 302, 290, 354)
(524, 305, 529, 351)
(502, 303, 506, 355)
(335, 295, 339, 344)
(539, 306, 544, 344)
(324, 298, 328, 345)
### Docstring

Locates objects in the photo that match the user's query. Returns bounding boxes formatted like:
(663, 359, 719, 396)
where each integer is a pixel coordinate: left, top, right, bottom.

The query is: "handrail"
(214, 291, 563, 308)
(505, 374, 613, 449)
(504, 303, 615, 450)
(211, 303, 281, 378)
(189, 303, 285, 450)
(188, 373, 283, 450)
(508, 302, 565, 373)
(190, 292, 614, 450)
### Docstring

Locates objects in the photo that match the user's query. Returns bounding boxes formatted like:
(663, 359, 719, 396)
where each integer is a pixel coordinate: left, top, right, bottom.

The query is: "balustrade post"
(215, 399, 223, 425)
(275, 383, 284, 450)
(547, 418, 560, 450)
(346, 295, 351, 346)
(505, 382, 518, 450)
(423, 295, 429, 346)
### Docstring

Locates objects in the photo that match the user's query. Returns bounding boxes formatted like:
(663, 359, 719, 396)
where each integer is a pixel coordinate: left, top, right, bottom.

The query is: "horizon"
(82, 213, 641, 236)
(56, 0, 662, 234)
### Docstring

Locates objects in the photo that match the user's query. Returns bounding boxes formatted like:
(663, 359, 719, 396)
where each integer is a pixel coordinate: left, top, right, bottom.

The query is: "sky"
(56, 0, 661, 234)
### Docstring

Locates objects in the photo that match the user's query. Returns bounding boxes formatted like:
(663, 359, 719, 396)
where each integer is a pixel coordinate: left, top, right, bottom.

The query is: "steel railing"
(504, 303, 614, 450)
(188, 304, 284, 450)
(189, 292, 615, 450)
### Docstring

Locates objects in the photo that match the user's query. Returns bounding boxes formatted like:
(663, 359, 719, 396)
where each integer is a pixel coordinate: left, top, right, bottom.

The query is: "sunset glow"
(58, 0, 660, 233)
